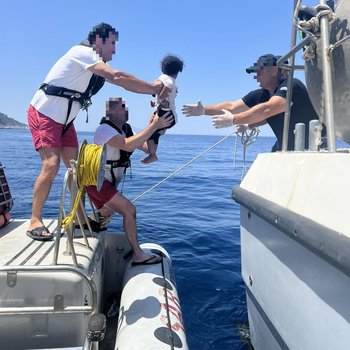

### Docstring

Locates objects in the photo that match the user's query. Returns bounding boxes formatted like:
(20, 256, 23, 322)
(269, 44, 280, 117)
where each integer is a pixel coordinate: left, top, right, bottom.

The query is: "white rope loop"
(233, 126, 260, 181)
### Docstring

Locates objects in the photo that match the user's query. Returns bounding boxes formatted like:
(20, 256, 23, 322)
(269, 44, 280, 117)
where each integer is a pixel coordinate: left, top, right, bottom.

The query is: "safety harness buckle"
(81, 99, 92, 110)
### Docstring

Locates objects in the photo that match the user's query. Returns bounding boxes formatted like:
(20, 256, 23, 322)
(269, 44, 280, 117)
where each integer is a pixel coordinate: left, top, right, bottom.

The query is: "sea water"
(0, 129, 275, 350)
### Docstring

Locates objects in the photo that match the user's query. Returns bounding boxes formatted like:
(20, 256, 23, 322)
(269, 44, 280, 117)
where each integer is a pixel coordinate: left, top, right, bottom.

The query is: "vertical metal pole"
(294, 123, 306, 151)
(282, 0, 299, 151)
(65, 160, 79, 266)
(319, 0, 337, 152)
(309, 119, 323, 151)
(53, 170, 70, 265)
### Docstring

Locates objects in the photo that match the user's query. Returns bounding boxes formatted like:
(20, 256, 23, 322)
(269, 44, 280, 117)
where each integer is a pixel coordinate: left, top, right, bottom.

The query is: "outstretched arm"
(89, 61, 162, 95)
(181, 99, 249, 117)
(107, 112, 173, 151)
(212, 95, 286, 128)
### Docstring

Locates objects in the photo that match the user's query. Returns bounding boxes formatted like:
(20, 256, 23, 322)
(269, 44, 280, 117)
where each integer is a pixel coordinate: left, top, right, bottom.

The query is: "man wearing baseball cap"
(182, 53, 323, 152)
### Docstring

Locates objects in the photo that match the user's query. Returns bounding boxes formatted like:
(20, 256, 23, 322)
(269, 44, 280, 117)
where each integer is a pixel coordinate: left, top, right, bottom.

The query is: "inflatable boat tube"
(115, 243, 188, 350)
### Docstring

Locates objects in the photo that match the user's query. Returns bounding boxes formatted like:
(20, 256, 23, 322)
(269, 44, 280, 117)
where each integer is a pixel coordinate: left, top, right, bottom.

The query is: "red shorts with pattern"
(27, 105, 78, 150)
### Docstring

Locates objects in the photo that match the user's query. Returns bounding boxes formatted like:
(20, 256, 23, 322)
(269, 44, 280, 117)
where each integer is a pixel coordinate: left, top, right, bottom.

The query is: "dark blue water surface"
(0, 129, 275, 350)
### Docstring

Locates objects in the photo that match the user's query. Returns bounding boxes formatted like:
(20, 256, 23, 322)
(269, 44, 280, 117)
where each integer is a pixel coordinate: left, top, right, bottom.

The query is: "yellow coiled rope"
(61, 144, 103, 230)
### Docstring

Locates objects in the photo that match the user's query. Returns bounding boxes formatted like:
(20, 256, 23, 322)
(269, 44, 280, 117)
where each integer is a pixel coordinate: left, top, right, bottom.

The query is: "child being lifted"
(141, 54, 184, 164)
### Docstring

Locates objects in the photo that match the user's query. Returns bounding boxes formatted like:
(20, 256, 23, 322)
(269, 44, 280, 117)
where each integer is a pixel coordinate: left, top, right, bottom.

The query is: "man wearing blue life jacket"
(182, 53, 324, 152)
(27, 23, 166, 241)
(85, 97, 173, 265)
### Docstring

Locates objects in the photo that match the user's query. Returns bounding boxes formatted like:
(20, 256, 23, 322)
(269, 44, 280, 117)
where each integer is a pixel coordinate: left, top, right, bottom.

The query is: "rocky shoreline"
(0, 112, 27, 129)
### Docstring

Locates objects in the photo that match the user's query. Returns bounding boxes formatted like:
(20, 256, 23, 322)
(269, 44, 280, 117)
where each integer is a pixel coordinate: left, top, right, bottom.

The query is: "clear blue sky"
(1, 0, 318, 136)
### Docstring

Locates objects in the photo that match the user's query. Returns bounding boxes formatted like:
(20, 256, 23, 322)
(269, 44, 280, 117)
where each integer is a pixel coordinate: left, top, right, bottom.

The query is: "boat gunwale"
(233, 185, 350, 278)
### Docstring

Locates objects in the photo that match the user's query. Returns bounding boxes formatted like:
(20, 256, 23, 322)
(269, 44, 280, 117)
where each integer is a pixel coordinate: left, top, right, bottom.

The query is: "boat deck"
(0, 219, 105, 349)
(0, 219, 100, 268)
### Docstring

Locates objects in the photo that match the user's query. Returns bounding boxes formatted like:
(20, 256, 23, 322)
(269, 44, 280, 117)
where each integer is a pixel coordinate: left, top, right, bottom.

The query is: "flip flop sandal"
(131, 255, 162, 266)
(26, 226, 53, 241)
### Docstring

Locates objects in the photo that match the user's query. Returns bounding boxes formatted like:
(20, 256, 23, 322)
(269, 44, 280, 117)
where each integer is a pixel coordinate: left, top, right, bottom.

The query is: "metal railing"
(54, 158, 96, 266)
(0, 265, 98, 315)
(279, 0, 337, 152)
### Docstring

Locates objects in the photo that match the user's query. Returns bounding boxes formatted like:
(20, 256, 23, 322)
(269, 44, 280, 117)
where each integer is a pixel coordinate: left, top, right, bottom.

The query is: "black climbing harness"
(100, 118, 134, 188)
(39, 40, 105, 135)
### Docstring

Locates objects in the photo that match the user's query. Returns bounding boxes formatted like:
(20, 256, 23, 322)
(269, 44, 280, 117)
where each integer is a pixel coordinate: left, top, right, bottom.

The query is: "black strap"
(106, 157, 131, 171)
(39, 83, 84, 100)
(61, 99, 75, 135)
(100, 118, 123, 133)
(85, 74, 105, 101)
(100, 119, 134, 166)
(102, 121, 134, 186)
(106, 159, 131, 187)
(39, 43, 106, 135)
(106, 160, 118, 187)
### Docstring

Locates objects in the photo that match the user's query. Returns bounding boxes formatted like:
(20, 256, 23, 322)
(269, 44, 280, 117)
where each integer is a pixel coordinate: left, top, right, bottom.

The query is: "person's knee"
(109, 195, 136, 219)
(42, 160, 60, 181)
(128, 202, 136, 218)
(122, 202, 136, 219)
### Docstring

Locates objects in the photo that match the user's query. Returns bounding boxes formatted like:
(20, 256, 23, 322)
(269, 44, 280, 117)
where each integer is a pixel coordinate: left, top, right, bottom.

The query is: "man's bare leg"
(61, 146, 79, 169)
(28, 147, 61, 235)
(102, 192, 159, 262)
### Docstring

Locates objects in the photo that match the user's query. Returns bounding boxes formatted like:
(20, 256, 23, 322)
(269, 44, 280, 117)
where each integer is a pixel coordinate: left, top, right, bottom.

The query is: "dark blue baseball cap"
(246, 54, 282, 73)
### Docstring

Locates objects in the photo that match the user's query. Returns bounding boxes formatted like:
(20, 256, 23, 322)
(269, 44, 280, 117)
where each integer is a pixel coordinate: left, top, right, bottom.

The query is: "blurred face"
(106, 98, 128, 126)
(254, 66, 280, 90)
(94, 32, 117, 62)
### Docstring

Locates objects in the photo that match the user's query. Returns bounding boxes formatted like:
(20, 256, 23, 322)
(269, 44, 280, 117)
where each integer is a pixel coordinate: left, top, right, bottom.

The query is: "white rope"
(233, 126, 260, 181)
(131, 129, 238, 203)
(233, 131, 239, 172)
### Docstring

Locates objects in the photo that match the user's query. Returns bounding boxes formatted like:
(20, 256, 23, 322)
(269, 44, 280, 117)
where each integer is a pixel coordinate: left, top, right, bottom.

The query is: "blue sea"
(0, 129, 275, 350)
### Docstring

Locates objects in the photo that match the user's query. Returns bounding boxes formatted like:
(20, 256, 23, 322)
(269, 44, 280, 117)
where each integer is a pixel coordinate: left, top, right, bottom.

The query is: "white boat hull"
(233, 152, 350, 349)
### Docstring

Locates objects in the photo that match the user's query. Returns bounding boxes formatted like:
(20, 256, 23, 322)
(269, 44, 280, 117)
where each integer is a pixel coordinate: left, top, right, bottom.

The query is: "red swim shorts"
(86, 181, 118, 209)
(27, 105, 78, 150)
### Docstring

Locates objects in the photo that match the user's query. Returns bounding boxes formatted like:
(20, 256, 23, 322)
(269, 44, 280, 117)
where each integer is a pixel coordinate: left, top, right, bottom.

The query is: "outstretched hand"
(211, 109, 235, 129)
(181, 100, 205, 117)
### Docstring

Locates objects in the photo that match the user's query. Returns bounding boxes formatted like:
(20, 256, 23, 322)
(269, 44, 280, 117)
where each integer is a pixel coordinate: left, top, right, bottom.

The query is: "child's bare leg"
(141, 140, 158, 164)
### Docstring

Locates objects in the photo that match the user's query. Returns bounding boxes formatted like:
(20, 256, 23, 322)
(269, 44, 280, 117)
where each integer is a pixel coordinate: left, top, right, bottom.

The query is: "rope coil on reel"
(61, 141, 107, 229)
